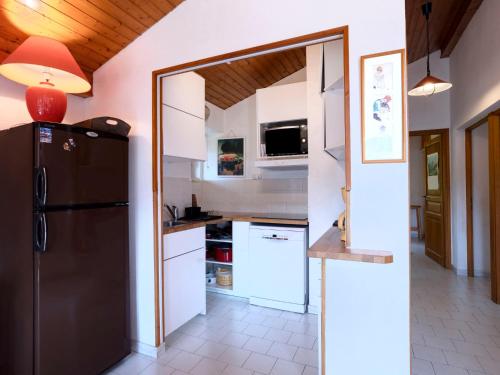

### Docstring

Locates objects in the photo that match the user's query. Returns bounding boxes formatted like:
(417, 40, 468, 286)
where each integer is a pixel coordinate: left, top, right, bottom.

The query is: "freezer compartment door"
(35, 125, 128, 207)
(34, 206, 130, 375)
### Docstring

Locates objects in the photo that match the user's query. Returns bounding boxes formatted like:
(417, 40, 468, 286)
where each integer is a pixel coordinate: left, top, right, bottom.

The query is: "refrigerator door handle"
(35, 213, 48, 253)
(35, 167, 47, 207)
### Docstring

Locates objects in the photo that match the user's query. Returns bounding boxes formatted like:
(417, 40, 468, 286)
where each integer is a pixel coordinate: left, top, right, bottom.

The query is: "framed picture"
(217, 137, 245, 177)
(361, 49, 406, 163)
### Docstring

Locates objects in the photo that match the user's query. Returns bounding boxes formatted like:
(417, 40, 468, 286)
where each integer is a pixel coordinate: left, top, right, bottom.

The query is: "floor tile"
(243, 323, 270, 338)
(139, 363, 175, 375)
(195, 341, 228, 359)
(267, 342, 298, 360)
(189, 357, 227, 375)
(165, 333, 205, 352)
(432, 363, 468, 375)
(220, 332, 251, 348)
(166, 351, 202, 373)
(221, 365, 253, 375)
(243, 352, 277, 374)
(411, 358, 435, 375)
(444, 350, 483, 371)
(293, 347, 318, 367)
(270, 358, 304, 375)
(218, 347, 252, 367)
(264, 328, 293, 344)
(112, 354, 153, 375)
(412, 344, 447, 364)
(288, 333, 316, 349)
(243, 337, 273, 354)
(302, 366, 319, 375)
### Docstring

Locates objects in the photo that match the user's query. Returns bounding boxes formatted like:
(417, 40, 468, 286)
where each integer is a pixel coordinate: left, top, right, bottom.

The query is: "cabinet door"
(164, 248, 206, 337)
(162, 72, 205, 119)
(256, 82, 307, 124)
(163, 105, 207, 160)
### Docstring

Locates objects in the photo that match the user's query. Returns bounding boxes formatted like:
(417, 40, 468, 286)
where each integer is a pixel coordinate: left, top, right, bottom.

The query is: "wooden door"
(424, 135, 447, 266)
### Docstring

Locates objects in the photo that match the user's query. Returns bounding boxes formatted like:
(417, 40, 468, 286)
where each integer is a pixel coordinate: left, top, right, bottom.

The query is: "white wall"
(0, 75, 88, 129)
(79, 1, 408, 371)
(449, 0, 500, 273)
(472, 124, 490, 277)
(409, 136, 425, 235)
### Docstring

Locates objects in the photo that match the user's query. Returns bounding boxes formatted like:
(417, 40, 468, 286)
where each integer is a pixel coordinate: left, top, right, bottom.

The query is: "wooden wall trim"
(151, 26, 350, 349)
(321, 259, 326, 375)
(465, 127, 475, 277)
(343, 28, 351, 191)
(489, 114, 500, 303)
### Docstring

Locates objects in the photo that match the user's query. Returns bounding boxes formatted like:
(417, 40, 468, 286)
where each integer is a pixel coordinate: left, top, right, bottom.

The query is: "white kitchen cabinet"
(162, 72, 205, 119)
(163, 105, 207, 161)
(323, 39, 344, 91)
(163, 227, 206, 337)
(163, 226, 205, 260)
(308, 259, 321, 314)
(232, 221, 250, 298)
(256, 81, 307, 124)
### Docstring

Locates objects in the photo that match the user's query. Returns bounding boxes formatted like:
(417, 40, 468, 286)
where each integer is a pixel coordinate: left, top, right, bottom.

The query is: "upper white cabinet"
(162, 72, 207, 161)
(256, 81, 307, 124)
(323, 39, 344, 91)
(162, 72, 205, 119)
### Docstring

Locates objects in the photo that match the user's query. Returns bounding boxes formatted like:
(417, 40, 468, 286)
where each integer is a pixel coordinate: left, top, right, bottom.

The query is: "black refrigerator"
(0, 122, 130, 375)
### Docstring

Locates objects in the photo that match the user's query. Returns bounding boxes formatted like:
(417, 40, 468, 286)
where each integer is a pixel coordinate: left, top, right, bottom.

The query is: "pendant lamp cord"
(423, 1, 432, 76)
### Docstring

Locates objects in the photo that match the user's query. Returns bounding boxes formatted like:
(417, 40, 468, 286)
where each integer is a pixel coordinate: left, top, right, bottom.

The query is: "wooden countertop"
(163, 212, 308, 235)
(307, 227, 393, 264)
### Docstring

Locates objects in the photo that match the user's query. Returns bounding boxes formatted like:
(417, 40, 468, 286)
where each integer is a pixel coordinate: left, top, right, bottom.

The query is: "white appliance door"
(250, 227, 306, 305)
(164, 248, 206, 336)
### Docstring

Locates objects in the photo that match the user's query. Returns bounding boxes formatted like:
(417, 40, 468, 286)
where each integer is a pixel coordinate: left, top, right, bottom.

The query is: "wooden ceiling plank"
(63, 0, 139, 40)
(61, 0, 140, 41)
(292, 48, 306, 67)
(245, 56, 281, 84)
(215, 64, 258, 97)
(204, 84, 238, 108)
(234, 58, 273, 87)
(166, 0, 184, 7)
(279, 51, 298, 74)
(106, 0, 158, 29)
(87, 0, 148, 34)
(128, 0, 166, 21)
(41, 0, 131, 47)
(148, 0, 175, 14)
(0, 4, 110, 64)
(14, 0, 124, 54)
(2, 1, 116, 60)
(441, 0, 483, 57)
(206, 69, 250, 101)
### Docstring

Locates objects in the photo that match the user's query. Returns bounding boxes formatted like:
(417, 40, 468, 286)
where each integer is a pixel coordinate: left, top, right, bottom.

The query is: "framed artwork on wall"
(217, 137, 245, 177)
(361, 49, 406, 163)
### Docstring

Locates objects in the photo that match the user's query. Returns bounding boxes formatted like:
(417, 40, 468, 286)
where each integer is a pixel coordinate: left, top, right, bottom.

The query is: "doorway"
(466, 111, 500, 303)
(409, 129, 451, 269)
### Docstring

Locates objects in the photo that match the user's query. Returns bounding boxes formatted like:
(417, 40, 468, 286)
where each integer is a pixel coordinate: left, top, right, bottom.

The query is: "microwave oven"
(261, 119, 308, 157)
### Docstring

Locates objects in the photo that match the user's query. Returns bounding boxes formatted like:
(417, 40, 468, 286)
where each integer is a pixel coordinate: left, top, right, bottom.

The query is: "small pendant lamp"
(408, 1, 452, 96)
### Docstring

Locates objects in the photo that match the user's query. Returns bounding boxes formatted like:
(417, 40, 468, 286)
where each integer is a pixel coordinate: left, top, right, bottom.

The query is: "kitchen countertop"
(163, 211, 308, 235)
(307, 227, 393, 264)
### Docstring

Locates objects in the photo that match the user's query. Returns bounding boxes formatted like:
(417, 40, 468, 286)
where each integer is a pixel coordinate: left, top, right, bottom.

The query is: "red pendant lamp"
(0, 36, 91, 123)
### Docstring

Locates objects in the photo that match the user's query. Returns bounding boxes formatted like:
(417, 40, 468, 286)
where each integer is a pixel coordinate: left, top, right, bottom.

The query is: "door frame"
(409, 128, 451, 269)
(151, 26, 352, 362)
(466, 111, 500, 302)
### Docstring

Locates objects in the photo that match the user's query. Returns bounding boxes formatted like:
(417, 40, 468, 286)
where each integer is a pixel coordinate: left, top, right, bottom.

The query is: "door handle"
(35, 167, 47, 207)
(35, 213, 48, 253)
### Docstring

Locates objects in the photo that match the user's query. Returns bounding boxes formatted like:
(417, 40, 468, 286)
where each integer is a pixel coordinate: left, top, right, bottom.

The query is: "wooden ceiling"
(406, 0, 483, 63)
(0, 0, 184, 95)
(196, 47, 306, 110)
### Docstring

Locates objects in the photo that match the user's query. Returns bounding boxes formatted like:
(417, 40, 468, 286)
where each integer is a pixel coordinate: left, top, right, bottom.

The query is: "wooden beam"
(440, 0, 483, 58)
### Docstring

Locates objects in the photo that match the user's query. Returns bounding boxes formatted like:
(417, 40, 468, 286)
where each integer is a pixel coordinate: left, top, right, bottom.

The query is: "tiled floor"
(107, 237, 500, 375)
(106, 294, 319, 375)
(411, 238, 500, 374)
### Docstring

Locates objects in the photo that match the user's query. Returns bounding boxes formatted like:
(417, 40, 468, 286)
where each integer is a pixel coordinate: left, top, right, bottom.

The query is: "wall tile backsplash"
(192, 178, 307, 214)
(163, 177, 193, 218)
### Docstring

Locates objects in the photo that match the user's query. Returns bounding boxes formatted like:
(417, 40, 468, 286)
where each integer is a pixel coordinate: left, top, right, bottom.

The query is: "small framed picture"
(217, 137, 245, 177)
(361, 49, 406, 163)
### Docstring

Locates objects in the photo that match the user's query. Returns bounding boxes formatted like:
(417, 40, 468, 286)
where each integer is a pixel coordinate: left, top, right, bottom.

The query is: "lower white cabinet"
(163, 228, 206, 337)
(232, 222, 249, 298)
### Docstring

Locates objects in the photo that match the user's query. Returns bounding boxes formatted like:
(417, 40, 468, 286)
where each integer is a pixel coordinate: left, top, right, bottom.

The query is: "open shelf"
(206, 238, 232, 243)
(206, 259, 233, 266)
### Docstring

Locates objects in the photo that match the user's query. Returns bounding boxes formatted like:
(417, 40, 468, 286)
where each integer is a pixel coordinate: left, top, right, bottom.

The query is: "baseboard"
(451, 265, 490, 278)
(307, 304, 319, 315)
(131, 340, 165, 359)
(249, 296, 306, 313)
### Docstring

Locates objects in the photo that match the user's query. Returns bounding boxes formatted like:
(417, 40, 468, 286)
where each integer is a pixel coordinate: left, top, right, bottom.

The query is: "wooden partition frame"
(467, 111, 500, 302)
(151, 26, 351, 347)
(409, 129, 451, 269)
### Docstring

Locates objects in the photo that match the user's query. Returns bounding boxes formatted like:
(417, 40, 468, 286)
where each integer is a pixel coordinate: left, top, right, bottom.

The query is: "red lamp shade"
(0, 35, 91, 123)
